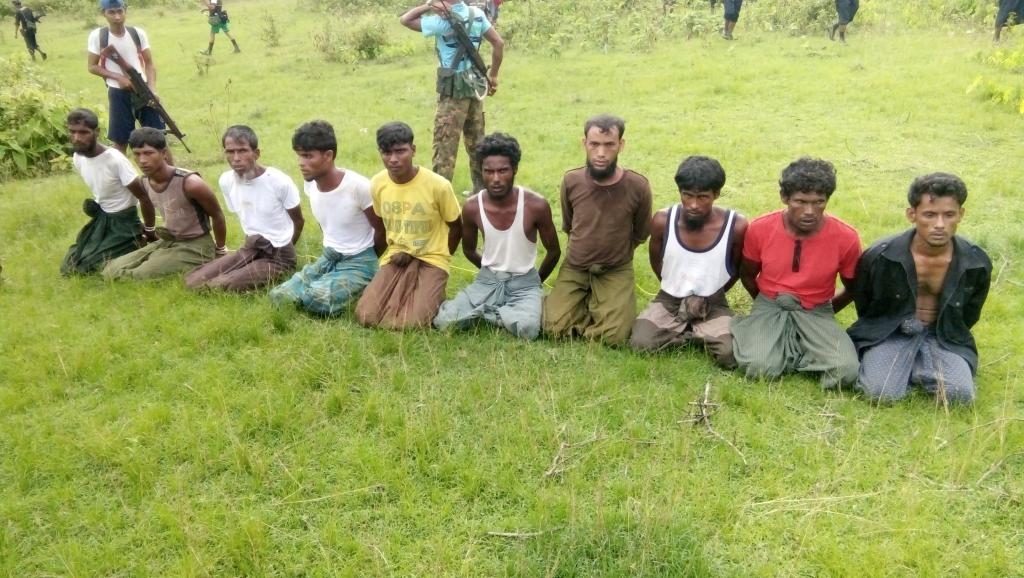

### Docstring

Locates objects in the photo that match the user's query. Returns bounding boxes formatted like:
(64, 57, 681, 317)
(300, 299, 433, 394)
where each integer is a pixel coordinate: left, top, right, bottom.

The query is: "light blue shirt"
(421, 2, 491, 72)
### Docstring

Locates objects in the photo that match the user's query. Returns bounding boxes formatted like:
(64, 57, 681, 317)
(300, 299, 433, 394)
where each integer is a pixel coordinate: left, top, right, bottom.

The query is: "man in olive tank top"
(102, 127, 228, 280)
(629, 156, 747, 367)
(433, 133, 561, 339)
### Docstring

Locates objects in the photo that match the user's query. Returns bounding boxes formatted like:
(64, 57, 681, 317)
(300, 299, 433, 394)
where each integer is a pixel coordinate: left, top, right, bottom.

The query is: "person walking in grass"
(630, 155, 747, 368)
(185, 125, 304, 292)
(730, 157, 862, 389)
(354, 122, 463, 330)
(270, 121, 386, 316)
(848, 174, 991, 404)
(994, 0, 1023, 42)
(102, 127, 227, 281)
(12, 0, 47, 61)
(200, 0, 240, 54)
(829, 0, 859, 43)
(400, 0, 503, 195)
(543, 114, 653, 346)
(721, 0, 742, 40)
(433, 132, 561, 340)
(87, 0, 164, 155)
(62, 108, 157, 276)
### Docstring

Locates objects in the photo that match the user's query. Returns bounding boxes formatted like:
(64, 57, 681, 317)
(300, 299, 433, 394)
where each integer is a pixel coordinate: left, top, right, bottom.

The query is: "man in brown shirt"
(543, 114, 652, 345)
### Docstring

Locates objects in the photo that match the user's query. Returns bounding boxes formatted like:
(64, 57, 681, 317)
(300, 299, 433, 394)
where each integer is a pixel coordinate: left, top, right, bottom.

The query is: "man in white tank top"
(433, 133, 561, 339)
(630, 156, 747, 368)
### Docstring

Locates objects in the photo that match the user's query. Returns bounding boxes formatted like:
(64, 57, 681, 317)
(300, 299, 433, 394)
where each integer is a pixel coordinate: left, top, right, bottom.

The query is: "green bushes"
(0, 56, 78, 181)
(967, 44, 1024, 116)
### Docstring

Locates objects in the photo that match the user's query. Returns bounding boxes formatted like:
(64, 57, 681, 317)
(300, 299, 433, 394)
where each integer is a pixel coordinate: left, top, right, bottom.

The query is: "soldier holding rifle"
(400, 0, 504, 195)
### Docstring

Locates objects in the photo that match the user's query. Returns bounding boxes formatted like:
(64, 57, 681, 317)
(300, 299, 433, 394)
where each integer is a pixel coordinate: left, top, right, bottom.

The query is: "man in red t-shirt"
(731, 157, 861, 389)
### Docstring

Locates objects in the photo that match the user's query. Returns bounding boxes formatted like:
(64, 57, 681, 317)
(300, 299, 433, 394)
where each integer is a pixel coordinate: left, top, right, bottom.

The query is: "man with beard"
(731, 157, 861, 389)
(433, 132, 561, 339)
(270, 121, 386, 316)
(543, 114, 652, 345)
(848, 174, 991, 404)
(354, 121, 463, 329)
(185, 125, 304, 291)
(630, 155, 747, 367)
(102, 127, 227, 281)
(62, 108, 157, 276)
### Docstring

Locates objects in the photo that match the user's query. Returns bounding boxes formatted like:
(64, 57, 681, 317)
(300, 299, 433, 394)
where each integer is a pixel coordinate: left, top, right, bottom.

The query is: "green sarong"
(102, 231, 215, 281)
(730, 293, 859, 389)
(61, 199, 142, 276)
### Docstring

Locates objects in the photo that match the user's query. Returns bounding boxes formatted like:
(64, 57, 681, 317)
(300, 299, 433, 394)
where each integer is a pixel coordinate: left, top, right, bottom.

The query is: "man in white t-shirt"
(185, 125, 305, 292)
(86, 0, 165, 154)
(270, 121, 386, 316)
(62, 108, 157, 276)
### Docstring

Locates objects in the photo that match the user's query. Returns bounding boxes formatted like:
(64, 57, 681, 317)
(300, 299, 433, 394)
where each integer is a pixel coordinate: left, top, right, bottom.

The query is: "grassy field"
(2, 1, 1024, 575)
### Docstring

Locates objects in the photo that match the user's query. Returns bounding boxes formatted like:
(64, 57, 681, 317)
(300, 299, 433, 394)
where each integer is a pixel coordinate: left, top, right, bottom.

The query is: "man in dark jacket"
(13, 0, 47, 61)
(848, 173, 991, 404)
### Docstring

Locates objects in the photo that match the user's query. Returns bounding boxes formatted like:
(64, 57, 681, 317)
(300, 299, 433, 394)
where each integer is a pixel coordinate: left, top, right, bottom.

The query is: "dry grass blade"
(682, 381, 747, 465)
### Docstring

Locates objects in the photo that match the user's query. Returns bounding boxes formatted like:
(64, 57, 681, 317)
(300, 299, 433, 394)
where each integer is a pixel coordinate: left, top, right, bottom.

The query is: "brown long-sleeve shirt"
(560, 167, 652, 269)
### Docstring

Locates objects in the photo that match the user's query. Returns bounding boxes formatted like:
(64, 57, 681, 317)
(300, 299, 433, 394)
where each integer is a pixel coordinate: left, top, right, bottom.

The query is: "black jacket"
(847, 229, 991, 374)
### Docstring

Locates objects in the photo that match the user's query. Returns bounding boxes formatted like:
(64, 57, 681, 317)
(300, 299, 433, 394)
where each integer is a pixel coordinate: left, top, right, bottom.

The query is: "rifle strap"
(444, 7, 478, 72)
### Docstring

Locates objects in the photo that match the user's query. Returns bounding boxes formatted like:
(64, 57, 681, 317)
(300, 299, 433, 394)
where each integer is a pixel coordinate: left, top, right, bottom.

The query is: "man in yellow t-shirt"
(355, 122, 463, 329)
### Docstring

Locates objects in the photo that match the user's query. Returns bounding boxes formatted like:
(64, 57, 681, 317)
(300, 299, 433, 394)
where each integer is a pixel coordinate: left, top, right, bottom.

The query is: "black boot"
(203, 42, 214, 55)
(231, 38, 240, 53)
(829, 22, 839, 41)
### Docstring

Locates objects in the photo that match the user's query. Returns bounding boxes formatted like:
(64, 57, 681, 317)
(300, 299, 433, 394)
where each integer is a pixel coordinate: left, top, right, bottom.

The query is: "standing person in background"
(12, 0, 47, 61)
(399, 0, 504, 196)
(721, 0, 742, 40)
(200, 0, 240, 54)
(830, 0, 859, 43)
(995, 0, 1023, 42)
(86, 0, 165, 155)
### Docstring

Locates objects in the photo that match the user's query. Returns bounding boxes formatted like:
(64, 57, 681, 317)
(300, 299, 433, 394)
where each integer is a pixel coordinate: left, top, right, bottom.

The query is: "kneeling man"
(630, 156, 746, 367)
(62, 108, 157, 275)
(849, 173, 991, 404)
(731, 157, 861, 388)
(270, 121, 386, 315)
(433, 133, 561, 339)
(185, 125, 304, 291)
(355, 122, 462, 329)
(103, 127, 227, 280)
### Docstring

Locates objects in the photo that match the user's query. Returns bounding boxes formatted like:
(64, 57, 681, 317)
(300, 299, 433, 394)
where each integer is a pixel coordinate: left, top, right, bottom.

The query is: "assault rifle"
(431, 0, 491, 97)
(100, 45, 192, 153)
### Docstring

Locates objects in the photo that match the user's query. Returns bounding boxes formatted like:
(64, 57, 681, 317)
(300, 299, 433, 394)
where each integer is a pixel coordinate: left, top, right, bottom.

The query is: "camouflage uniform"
(433, 94, 484, 194)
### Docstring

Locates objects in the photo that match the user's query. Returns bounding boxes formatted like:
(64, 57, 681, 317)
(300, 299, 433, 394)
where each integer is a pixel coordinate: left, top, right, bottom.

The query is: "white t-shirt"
(72, 148, 139, 213)
(306, 168, 375, 256)
(219, 167, 301, 248)
(87, 26, 151, 89)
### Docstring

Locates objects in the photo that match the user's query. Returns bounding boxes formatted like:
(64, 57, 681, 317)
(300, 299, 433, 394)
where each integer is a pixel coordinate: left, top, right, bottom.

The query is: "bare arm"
(140, 47, 157, 90)
(183, 174, 228, 251)
(399, 1, 440, 31)
(532, 196, 561, 282)
(126, 178, 157, 242)
(832, 276, 855, 313)
(447, 218, 462, 255)
(460, 200, 482, 269)
(87, 52, 132, 90)
(648, 209, 668, 281)
(720, 213, 747, 294)
(739, 257, 761, 300)
(287, 205, 304, 246)
(483, 27, 504, 95)
(363, 207, 387, 257)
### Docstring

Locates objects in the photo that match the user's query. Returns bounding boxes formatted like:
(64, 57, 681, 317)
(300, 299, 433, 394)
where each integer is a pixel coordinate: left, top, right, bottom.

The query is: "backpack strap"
(99, 26, 145, 78)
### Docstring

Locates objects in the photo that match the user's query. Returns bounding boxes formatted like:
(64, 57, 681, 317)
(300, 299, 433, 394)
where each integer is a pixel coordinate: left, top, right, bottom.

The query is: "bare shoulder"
(521, 187, 552, 210)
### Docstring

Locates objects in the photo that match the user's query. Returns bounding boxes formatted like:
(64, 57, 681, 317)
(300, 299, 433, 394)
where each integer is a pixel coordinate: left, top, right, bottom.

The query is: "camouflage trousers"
(433, 95, 485, 194)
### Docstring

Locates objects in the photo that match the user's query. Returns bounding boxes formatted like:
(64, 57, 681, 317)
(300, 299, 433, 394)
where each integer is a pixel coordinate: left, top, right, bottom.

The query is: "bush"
(352, 22, 388, 60)
(259, 12, 282, 48)
(0, 56, 79, 181)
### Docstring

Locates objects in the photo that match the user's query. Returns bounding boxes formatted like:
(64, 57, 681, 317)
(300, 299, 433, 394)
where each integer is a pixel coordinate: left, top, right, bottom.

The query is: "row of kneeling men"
(61, 110, 991, 405)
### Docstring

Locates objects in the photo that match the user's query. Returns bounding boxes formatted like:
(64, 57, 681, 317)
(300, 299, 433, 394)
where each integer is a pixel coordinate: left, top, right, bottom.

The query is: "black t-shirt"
(16, 7, 38, 30)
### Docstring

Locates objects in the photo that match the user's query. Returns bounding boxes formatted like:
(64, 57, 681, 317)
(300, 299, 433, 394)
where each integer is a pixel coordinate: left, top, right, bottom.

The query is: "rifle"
(100, 45, 192, 153)
(432, 0, 491, 98)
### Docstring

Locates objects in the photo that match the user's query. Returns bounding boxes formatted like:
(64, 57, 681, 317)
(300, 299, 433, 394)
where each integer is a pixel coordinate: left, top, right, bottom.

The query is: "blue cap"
(99, 0, 125, 10)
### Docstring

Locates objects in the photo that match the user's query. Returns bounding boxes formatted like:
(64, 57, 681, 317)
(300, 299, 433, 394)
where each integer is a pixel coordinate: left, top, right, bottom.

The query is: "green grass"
(2, 1, 1024, 575)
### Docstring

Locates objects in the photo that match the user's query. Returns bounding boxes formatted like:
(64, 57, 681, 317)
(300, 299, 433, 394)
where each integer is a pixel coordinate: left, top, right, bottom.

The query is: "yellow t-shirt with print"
(371, 167, 461, 271)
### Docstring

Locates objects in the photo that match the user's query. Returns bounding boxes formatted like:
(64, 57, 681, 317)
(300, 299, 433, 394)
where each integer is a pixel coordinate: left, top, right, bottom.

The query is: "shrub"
(260, 12, 281, 48)
(352, 22, 388, 60)
(0, 56, 79, 181)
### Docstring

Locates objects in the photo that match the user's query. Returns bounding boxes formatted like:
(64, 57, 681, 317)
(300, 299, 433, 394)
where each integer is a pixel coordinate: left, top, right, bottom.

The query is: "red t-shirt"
(743, 210, 861, 309)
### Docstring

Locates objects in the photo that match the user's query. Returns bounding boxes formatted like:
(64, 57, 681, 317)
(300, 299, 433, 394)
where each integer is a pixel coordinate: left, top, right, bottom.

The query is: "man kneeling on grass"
(630, 155, 747, 367)
(270, 121, 386, 316)
(354, 122, 462, 329)
(185, 125, 304, 291)
(730, 157, 862, 389)
(103, 127, 227, 280)
(433, 132, 561, 339)
(62, 108, 157, 276)
(848, 173, 991, 404)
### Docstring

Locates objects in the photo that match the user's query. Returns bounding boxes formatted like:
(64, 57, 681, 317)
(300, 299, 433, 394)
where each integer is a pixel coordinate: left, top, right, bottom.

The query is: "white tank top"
(660, 205, 736, 298)
(479, 187, 537, 274)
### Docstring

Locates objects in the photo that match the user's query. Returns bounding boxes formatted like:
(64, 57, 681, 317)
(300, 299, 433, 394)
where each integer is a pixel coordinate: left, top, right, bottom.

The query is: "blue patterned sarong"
(269, 246, 378, 316)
